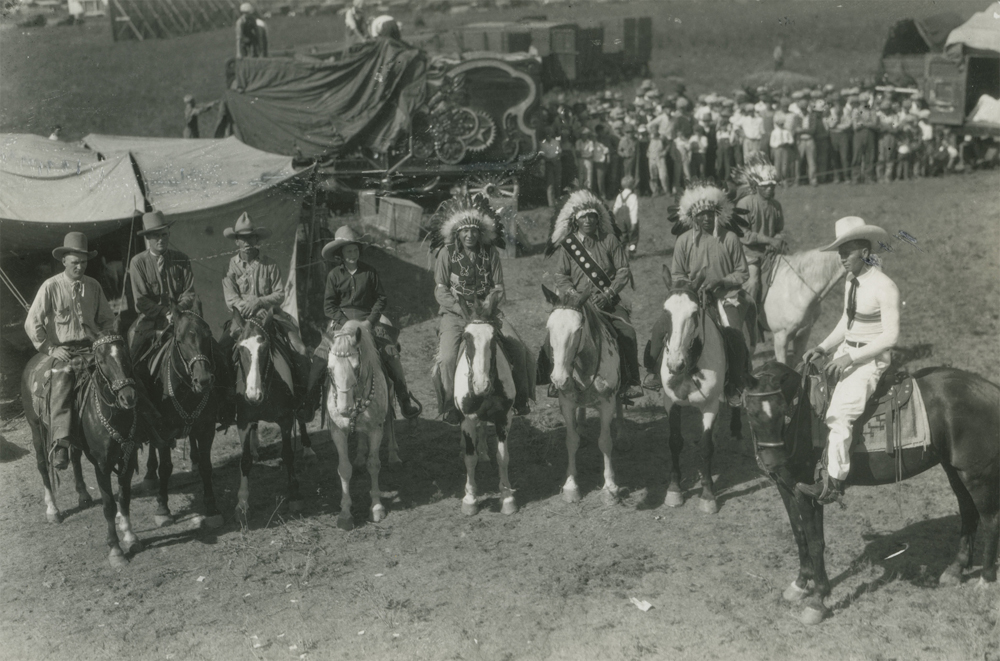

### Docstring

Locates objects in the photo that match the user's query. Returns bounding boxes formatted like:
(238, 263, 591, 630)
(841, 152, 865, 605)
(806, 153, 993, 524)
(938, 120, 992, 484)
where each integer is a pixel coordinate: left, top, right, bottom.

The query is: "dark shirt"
(129, 248, 196, 328)
(323, 261, 386, 327)
(553, 232, 631, 300)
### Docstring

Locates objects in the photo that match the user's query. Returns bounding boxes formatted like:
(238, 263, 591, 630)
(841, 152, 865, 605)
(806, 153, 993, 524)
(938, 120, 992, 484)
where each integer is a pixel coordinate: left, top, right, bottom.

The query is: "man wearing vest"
(798, 217, 900, 502)
(612, 175, 640, 256)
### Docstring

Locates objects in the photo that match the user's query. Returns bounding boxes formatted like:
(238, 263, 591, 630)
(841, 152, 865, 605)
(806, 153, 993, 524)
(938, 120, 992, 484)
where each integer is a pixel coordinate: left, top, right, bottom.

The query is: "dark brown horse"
(142, 309, 224, 528)
(744, 361, 999, 624)
(21, 323, 144, 568)
(230, 309, 314, 520)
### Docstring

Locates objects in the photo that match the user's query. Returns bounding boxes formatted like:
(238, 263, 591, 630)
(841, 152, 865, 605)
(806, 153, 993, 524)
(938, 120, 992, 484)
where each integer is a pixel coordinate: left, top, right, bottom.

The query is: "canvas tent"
(882, 12, 965, 57)
(945, 2, 1000, 56)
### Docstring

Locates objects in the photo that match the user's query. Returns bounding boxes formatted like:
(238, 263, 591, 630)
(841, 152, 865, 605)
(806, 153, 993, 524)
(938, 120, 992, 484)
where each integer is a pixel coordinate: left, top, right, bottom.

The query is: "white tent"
(945, 2, 1000, 56)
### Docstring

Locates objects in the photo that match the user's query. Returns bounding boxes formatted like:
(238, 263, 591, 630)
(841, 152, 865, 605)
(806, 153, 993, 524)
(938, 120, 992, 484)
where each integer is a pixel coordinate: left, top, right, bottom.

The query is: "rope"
(0, 266, 30, 311)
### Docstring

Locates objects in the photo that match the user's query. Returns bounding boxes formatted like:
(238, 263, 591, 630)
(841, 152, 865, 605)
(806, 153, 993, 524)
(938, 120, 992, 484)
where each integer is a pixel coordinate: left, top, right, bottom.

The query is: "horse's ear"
(457, 297, 472, 321)
(232, 307, 245, 332)
(263, 308, 274, 324)
(541, 285, 560, 306)
(484, 296, 499, 320)
(662, 265, 672, 290)
(354, 325, 363, 346)
(112, 315, 122, 336)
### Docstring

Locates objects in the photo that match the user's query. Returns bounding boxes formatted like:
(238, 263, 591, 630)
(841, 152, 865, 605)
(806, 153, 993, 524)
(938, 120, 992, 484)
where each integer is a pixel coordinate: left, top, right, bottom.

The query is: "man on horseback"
(797, 217, 900, 503)
(220, 213, 310, 415)
(431, 197, 533, 425)
(643, 183, 754, 397)
(545, 189, 644, 402)
(303, 226, 422, 421)
(735, 156, 787, 308)
(24, 232, 117, 469)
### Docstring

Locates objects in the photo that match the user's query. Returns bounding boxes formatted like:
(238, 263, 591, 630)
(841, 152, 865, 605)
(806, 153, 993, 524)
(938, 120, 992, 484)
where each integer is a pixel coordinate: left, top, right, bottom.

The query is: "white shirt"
(612, 188, 638, 228)
(819, 265, 901, 364)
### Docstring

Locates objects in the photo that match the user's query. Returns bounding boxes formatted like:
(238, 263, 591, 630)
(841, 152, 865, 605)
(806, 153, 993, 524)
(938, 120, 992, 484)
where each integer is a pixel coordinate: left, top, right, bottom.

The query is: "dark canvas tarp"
(218, 38, 428, 158)
(946, 2, 1000, 56)
(882, 12, 965, 57)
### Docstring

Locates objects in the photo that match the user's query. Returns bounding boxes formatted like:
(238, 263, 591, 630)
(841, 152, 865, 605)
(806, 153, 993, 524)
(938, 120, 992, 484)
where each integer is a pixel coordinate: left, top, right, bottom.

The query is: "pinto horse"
(327, 320, 393, 530)
(542, 286, 623, 504)
(452, 298, 520, 516)
(21, 323, 144, 568)
(231, 309, 316, 518)
(744, 361, 999, 624)
(142, 309, 223, 528)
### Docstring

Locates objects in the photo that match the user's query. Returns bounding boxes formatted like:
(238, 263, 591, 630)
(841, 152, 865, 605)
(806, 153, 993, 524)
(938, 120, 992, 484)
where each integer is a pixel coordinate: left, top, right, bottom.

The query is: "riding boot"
(382, 350, 420, 419)
(301, 353, 327, 422)
(796, 469, 844, 503)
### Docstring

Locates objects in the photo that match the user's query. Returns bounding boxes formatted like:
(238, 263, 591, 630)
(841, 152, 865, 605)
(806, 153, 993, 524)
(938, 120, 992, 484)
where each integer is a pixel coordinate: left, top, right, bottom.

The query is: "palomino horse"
(542, 286, 623, 504)
(656, 272, 750, 514)
(762, 249, 844, 365)
(20, 323, 144, 568)
(744, 361, 999, 624)
(327, 320, 393, 530)
(142, 308, 223, 528)
(231, 309, 316, 519)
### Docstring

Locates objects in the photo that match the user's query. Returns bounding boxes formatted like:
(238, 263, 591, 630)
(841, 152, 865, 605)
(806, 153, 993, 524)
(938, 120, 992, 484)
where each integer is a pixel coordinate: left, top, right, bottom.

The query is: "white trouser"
(824, 344, 889, 480)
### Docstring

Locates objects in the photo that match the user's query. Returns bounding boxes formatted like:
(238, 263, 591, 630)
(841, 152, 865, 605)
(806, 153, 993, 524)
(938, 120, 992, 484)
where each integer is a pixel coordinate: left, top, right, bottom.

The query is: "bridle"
(776, 254, 845, 302)
(90, 334, 136, 403)
(742, 366, 815, 474)
(663, 290, 706, 380)
(165, 316, 214, 437)
(463, 319, 500, 398)
(330, 329, 375, 435)
(88, 334, 137, 470)
(239, 316, 272, 394)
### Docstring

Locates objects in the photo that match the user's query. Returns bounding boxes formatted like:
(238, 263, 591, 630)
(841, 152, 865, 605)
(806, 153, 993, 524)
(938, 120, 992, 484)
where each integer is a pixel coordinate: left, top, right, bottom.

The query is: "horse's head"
(172, 307, 215, 394)
(233, 308, 273, 405)
(462, 319, 499, 397)
(91, 317, 136, 410)
(328, 321, 368, 417)
(543, 285, 589, 391)
(744, 362, 802, 467)
(662, 287, 702, 376)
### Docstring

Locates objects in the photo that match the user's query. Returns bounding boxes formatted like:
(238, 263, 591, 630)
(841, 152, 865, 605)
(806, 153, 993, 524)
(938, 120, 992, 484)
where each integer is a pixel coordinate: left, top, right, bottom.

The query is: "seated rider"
(432, 197, 532, 425)
(304, 226, 421, 421)
(735, 155, 787, 312)
(25, 233, 117, 470)
(219, 212, 310, 413)
(644, 183, 754, 392)
(544, 189, 644, 401)
(797, 217, 900, 503)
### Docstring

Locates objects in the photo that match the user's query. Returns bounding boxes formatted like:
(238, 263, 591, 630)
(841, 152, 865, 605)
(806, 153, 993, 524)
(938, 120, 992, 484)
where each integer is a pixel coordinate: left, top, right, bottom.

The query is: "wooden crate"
(377, 197, 423, 242)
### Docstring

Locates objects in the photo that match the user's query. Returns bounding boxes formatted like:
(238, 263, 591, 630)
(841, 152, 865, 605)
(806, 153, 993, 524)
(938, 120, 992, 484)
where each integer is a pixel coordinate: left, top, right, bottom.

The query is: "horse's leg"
(154, 445, 174, 527)
(613, 396, 632, 453)
(937, 463, 979, 585)
(298, 418, 317, 465)
(192, 424, 222, 528)
(332, 427, 354, 530)
(115, 450, 141, 556)
(494, 408, 517, 515)
(560, 397, 582, 503)
(32, 423, 61, 524)
(772, 329, 790, 366)
(797, 494, 831, 625)
(729, 404, 743, 443)
(384, 412, 401, 465)
(461, 417, 480, 516)
(236, 422, 255, 520)
(367, 426, 385, 523)
(597, 397, 619, 504)
(93, 462, 128, 568)
(577, 407, 587, 447)
(979, 509, 999, 584)
(71, 447, 93, 508)
(789, 327, 813, 367)
(141, 441, 159, 490)
(281, 416, 304, 515)
(775, 476, 815, 601)
(696, 405, 719, 514)
(665, 403, 684, 507)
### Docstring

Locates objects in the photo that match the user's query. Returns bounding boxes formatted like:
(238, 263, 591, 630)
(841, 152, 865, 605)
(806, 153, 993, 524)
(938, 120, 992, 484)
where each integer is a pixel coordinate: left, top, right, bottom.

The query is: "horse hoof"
(389, 453, 402, 465)
(46, 511, 62, 524)
(799, 605, 827, 626)
(78, 494, 94, 508)
(154, 513, 174, 528)
(783, 581, 811, 603)
(664, 490, 684, 508)
(938, 566, 963, 587)
(120, 538, 143, 556)
(337, 514, 354, 531)
(370, 505, 386, 523)
(288, 500, 304, 515)
(561, 488, 581, 504)
(301, 447, 317, 464)
(203, 515, 224, 529)
(698, 497, 719, 515)
(501, 498, 517, 515)
(109, 551, 129, 569)
(975, 577, 992, 590)
(601, 488, 620, 506)
(140, 479, 158, 492)
(461, 501, 479, 517)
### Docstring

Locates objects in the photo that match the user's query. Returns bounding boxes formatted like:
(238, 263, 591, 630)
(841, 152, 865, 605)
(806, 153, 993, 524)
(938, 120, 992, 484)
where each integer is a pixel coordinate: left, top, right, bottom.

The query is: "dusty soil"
(1, 173, 998, 661)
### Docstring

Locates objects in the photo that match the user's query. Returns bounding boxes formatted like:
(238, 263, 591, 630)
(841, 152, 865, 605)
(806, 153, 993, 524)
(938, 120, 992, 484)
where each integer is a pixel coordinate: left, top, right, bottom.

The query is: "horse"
(542, 285, 623, 505)
(743, 361, 1000, 624)
(654, 270, 753, 514)
(762, 249, 844, 365)
(326, 320, 393, 530)
(20, 323, 144, 568)
(231, 309, 316, 519)
(141, 308, 223, 528)
(451, 298, 522, 517)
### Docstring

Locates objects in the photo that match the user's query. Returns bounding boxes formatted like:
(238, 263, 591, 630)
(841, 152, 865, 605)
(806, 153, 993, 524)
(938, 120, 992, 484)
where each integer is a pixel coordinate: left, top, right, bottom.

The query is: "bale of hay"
(741, 70, 821, 92)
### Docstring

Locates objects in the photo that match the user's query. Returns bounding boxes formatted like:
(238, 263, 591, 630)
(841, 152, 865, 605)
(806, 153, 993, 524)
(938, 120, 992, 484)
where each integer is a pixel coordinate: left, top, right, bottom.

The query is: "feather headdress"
(733, 154, 779, 190)
(545, 189, 617, 256)
(428, 192, 504, 253)
(667, 181, 749, 237)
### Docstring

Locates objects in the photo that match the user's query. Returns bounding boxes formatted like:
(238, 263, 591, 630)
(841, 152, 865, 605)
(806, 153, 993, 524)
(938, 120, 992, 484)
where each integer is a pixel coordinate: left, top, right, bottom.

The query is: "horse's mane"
(781, 249, 843, 285)
(665, 286, 700, 308)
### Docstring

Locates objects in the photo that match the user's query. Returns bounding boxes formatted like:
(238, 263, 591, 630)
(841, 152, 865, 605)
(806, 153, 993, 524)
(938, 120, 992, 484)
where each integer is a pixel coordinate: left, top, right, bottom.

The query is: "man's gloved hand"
(50, 347, 72, 362)
(801, 347, 826, 365)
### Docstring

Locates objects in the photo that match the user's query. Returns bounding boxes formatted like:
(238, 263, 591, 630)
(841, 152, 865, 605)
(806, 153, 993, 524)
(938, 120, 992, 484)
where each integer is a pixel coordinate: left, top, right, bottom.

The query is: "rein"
(743, 366, 815, 476)
(90, 335, 136, 404)
(778, 255, 844, 302)
(330, 331, 376, 435)
(165, 340, 212, 438)
(87, 335, 137, 473)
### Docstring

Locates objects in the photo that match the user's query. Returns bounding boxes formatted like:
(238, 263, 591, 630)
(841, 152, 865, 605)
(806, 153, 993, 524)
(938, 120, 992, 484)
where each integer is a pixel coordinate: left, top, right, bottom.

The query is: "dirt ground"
(1, 172, 997, 661)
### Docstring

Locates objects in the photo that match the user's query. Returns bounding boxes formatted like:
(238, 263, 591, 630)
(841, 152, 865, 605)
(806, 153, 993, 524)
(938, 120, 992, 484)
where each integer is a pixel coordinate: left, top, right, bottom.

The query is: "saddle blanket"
(811, 378, 931, 454)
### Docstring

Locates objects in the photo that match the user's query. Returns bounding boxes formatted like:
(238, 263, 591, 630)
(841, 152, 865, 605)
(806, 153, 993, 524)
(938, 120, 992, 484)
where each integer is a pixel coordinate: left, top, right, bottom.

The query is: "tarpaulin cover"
(219, 38, 428, 158)
(946, 3, 1000, 56)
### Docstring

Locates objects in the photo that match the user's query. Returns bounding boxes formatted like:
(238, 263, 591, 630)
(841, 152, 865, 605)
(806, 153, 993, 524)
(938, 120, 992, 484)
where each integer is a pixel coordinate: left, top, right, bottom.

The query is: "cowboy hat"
(820, 216, 889, 252)
(322, 225, 367, 260)
(136, 210, 174, 236)
(53, 232, 97, 260)
(223, 211, 272, 240)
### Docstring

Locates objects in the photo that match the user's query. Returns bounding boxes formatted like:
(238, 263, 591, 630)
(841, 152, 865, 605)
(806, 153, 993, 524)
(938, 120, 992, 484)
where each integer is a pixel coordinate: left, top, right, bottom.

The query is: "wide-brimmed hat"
(223, 211, 272, 240)
(322, 225, 367, 260)
(137, 210, 174, 236)
(820, 216, 889, 252)
(53, 232, 97, 260)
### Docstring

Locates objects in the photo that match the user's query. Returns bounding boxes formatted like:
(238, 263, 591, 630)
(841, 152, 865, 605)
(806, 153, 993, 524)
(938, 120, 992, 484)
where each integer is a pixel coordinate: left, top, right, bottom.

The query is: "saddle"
(28, 355, 93, 441)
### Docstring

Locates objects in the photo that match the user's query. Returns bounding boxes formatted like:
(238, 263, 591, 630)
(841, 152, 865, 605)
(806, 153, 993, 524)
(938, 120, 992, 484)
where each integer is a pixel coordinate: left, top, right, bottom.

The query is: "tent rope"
(0, 266, 31, 311)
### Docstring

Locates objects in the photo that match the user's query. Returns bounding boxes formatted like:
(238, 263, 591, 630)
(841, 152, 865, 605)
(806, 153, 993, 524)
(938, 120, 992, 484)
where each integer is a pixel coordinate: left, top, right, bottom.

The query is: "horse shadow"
(828, 514, 976, 610)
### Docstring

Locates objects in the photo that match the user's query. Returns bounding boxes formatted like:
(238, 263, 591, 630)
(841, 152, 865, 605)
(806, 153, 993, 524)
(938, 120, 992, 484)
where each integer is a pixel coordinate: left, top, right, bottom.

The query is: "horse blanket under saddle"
(808, 371, 931, 454)
(28, 355, 93, 444)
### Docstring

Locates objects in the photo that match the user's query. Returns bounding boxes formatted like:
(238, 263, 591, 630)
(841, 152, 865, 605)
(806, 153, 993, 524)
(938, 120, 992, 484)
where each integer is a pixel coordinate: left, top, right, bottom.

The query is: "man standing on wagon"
(798, 217, 899, 503)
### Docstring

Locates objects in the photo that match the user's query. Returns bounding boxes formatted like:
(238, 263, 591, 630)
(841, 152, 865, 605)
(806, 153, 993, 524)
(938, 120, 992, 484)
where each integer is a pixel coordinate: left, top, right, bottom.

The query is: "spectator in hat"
(851, 92, 878, 183)
(540, 126, 563, 207)
(618, 123, 639, 184)
(714, 109, 736, 183)
(794, 97, 818, 186)
(575, 128, 598, 194)
(612, 175, 640, 255)
(739, 102, 765, 160)
(183, 95, 218, 139)
(236, 3, 268, 58)
(876, 100, 899, 183)
(645, 108, 671, 196)
(827, 97, 853, 183)
(672, 97, 694, 191)
(345, 0, 369, 44)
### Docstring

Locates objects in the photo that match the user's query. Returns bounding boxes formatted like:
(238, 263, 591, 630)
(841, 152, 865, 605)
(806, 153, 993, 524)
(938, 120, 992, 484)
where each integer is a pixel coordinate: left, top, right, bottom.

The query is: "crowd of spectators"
(534, 79, 997, 206)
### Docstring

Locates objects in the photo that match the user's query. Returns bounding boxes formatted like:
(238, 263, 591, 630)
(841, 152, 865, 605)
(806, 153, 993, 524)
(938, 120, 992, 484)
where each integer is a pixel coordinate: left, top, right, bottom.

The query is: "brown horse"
(744, 361, 999, 624)
(21, 323, 144, 568)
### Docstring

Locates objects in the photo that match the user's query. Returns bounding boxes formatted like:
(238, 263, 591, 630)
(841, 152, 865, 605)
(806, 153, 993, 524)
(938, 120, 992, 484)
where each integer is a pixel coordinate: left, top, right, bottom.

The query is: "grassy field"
(0, 0, 991, 141)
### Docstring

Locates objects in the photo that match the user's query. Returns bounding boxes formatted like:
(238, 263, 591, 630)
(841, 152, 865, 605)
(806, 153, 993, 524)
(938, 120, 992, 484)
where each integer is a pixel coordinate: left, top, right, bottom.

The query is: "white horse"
(763, 249, 844, 365)
(452, 299, 520, 517)
(327, 321, 392, 530)
(542, 286, 623, 505)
